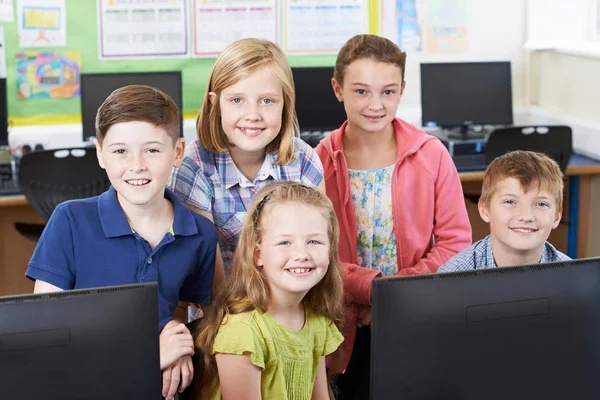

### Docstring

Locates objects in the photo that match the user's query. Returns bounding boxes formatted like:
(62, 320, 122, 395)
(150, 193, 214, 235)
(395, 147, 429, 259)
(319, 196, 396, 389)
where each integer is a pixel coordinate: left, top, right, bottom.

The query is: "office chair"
(15, 147, 111, 242)
(485, 125, 572, 173)
(462, 125, 573, 204)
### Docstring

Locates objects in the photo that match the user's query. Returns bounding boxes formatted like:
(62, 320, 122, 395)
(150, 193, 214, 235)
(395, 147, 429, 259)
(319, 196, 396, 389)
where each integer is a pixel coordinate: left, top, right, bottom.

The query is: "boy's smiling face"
(479, 177, 562, 263)
(95, 120, 184, 210)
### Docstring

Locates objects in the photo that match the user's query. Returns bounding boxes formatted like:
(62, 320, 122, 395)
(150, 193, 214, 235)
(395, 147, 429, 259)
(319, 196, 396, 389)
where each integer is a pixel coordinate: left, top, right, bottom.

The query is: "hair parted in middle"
(191, 181, 345, 399)
(196, 38, 299, 165)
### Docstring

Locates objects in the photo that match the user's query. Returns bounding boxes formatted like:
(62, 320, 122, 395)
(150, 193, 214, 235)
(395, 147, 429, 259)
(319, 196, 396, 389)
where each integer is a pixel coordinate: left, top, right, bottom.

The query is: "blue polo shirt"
(26, 186, 218, 330)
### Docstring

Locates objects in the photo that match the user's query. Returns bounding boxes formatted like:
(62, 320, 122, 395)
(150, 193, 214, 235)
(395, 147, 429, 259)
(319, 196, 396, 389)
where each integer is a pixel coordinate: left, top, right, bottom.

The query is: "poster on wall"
(98, 0, 189, 60)
(0, 26, 6, 78)
(0, 0, 15, 22)
(380, 0, 422, 52)
(281, 0, 368, 54)
(15, 51, 81, 99)
(192, 0, 278, 58)
(17, 0, 67, 47)
(423, 0, 467, 52)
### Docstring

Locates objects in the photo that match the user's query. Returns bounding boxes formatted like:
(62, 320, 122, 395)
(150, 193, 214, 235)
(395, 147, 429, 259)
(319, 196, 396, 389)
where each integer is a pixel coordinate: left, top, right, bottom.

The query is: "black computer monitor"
(371, 257, 600, 400)
(0, 78, 8, 146)
(292, 67, 347, 133)
(0, 283, 161, 399)
(420, 61, 513, 137)
(80, 71, 183, 142)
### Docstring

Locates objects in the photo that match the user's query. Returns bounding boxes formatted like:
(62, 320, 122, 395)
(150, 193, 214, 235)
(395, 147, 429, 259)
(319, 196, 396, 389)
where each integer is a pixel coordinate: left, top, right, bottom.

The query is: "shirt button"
(147, 258, 152, 264)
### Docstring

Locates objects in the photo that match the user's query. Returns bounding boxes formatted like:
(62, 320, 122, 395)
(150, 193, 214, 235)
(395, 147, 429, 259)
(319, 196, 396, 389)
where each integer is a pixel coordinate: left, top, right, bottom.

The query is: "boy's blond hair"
(196, 38, 298, 165)
(95, 85, 180, 145)
(480, 150, 564, 212)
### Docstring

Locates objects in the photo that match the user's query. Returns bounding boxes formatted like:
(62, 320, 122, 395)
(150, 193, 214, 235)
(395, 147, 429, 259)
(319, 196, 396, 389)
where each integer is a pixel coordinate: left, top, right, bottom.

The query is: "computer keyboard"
(0, 179, 20, 195)
(452, 153, 488, 172)
(300, 130, 332, 148)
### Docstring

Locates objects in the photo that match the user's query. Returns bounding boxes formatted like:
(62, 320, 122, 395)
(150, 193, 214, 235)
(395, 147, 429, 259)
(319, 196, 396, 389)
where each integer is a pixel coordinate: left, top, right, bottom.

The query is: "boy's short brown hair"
(480, 150, 564, 212)
(95, 85, 180, 145)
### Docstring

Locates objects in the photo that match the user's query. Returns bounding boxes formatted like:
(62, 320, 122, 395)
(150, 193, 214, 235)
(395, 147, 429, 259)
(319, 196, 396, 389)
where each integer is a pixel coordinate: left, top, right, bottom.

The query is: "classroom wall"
(534, 51, 600, 123)
(398, 0, 527, 115)
(3, 0, 527, 126)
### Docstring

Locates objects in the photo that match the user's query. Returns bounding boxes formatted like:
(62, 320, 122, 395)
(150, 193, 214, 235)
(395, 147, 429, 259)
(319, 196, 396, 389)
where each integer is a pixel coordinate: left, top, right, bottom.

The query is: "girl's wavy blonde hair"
(196, 38, 299, 165)
(191, 181, 344, 399)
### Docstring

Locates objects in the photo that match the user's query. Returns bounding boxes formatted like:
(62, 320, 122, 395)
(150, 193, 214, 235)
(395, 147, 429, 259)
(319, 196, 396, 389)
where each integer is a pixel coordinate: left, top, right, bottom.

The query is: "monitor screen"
(420, 61, 513, 128)
(371, 257, 600, 400)
(80, 71, 183, 141)
(292, 67, 346, 132)
(0, 283, 161, 399)
(0, 78, 7, 146)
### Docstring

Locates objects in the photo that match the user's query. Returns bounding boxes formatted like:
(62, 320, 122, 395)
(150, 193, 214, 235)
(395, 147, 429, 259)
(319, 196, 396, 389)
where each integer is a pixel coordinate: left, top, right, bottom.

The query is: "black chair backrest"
(485, 126, 572, 172)
(18, 148, 111, 221)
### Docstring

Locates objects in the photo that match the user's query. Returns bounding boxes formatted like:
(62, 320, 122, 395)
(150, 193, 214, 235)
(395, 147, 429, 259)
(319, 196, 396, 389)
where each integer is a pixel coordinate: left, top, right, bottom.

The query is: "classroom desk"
(0, 153, 599, 297)
(459, 153, 600, 260)
(0, 194, 43, 296)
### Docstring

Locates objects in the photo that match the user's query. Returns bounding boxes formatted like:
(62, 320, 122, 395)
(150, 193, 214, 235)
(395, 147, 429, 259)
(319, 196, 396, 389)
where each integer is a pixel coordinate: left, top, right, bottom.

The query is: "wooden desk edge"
(459, 164, 600, 183)
(0, 195, 28, 207)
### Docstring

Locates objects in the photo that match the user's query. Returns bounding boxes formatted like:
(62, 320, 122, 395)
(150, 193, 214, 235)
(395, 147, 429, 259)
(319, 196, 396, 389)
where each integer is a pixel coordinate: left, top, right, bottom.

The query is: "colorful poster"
(17, 0, 67, 47)
(381, 0, 422, 52)
(15, 52, 81, 99)
(98, 0, 189, 59)
(282, 0, 368, 54)
(423, 0, 467, 52)
(192, 0, 277, 58)
(0, 0, 15, 22)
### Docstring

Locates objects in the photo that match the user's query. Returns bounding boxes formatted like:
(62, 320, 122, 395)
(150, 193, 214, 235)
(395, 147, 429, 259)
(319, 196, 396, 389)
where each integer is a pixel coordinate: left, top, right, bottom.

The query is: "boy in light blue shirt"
(439, 150, 570, 273)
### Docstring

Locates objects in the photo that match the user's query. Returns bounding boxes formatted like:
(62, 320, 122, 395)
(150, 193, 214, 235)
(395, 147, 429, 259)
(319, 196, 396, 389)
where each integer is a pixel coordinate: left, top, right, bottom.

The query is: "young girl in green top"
(192, 181, 344, 399)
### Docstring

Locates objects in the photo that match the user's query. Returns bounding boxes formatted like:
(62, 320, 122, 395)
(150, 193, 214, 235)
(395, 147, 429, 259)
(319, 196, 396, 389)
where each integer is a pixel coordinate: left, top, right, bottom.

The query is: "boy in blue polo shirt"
(439, 150, 570, 273)
(25, 85, 218, 399)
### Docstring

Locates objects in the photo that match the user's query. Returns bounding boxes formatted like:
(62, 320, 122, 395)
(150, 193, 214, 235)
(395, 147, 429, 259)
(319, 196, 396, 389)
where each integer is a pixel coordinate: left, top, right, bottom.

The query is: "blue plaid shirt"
(168, 137, 324, 272)
(438, 235, 571, 273)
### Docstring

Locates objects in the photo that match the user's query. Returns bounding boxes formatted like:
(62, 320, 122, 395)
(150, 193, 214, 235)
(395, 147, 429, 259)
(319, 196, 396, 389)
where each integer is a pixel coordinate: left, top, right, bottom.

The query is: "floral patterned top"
(349, 165, 397, 276)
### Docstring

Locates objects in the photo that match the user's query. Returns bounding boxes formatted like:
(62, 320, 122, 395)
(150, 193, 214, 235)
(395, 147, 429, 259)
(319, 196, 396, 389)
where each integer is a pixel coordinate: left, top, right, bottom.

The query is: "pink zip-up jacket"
(315, 118, 472, 373)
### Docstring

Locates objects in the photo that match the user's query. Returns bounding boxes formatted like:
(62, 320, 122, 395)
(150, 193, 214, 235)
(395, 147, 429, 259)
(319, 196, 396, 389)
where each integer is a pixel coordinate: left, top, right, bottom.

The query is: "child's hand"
(159, 322, 194, 370)
(162, 355, 193, 400)
(359, 305, 372, 326)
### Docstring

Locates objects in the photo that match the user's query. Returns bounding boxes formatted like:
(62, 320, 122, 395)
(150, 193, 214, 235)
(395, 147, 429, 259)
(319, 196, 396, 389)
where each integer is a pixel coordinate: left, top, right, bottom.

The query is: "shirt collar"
(218, 151, 277, 190)
(98, 186, 199, 238)
(485, 234, 555, 267)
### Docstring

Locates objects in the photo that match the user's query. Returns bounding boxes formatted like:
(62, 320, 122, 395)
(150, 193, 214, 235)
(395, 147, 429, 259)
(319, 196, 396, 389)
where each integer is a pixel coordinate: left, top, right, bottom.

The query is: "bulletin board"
(2, 0, 379, 126)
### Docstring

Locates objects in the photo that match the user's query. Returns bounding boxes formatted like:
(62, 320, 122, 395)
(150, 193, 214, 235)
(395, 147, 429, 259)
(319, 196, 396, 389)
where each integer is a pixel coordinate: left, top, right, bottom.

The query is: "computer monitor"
(420, 61, 513, 138)
(0, 78, 8, 146)
(0, 283, 161, 399)
(371, 257, 600, 400)
(80, 71, 183, 142)
(292, 67, 346, 136)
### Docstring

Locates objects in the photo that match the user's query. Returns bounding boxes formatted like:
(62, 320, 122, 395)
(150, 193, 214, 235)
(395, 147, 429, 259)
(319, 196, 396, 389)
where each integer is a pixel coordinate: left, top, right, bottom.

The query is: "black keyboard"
(452, 153, 488, 172)
(0, 179, 20, 195)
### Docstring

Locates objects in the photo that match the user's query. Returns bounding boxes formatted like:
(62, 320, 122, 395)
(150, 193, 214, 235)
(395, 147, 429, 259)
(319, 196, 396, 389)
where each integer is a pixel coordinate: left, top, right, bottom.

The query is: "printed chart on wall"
(193, 0, 277, 58)
(97, 0, 189, 59)
(380, 0, 467, 53)
(15, 51, 81, 99)
(0, 0, 14, 22)
(380, 0, 422, 52)
(17, 0, 67, 48)
(282, 0, 368, 54)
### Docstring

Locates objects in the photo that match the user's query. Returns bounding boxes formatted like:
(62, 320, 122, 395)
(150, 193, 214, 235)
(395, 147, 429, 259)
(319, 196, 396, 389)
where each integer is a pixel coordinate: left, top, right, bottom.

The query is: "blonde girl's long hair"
(191, 181, 344, 399)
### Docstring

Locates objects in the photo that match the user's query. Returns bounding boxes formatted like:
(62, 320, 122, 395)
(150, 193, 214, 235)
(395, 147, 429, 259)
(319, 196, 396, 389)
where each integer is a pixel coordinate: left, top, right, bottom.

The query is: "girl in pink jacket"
(314, 34, 472, 399)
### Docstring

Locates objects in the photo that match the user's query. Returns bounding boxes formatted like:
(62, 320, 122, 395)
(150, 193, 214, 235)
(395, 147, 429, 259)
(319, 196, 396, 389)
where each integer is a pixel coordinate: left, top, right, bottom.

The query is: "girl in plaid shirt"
(169, 39, 325, 321)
